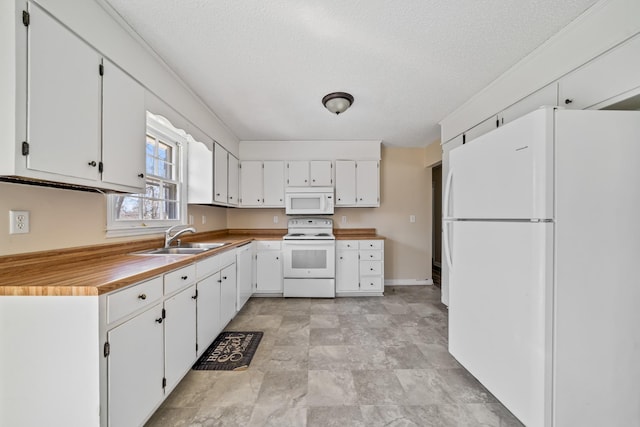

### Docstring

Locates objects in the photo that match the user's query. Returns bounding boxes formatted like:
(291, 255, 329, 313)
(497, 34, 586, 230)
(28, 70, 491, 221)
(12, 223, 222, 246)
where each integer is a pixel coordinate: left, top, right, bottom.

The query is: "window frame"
(106, 113, 188, 237)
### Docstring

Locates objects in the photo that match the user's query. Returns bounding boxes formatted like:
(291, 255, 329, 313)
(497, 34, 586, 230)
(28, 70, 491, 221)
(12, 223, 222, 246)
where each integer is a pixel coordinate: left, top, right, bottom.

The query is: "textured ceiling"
(103, 0, 598, 147)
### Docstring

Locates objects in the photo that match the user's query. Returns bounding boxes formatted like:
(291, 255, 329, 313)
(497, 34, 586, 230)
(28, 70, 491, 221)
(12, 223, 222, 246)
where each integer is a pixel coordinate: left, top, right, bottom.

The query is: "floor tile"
(394, 369, 455, 405)
(255, 370, 307, 408)
(307, 406, 366, 427)
(351, 370, 408, 405)
(307, 370, 358, 406)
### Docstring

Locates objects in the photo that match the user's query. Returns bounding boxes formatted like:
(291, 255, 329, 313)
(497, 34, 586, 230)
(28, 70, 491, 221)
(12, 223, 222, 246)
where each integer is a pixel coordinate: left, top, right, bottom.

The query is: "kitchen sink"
(132, 242, 230, 256)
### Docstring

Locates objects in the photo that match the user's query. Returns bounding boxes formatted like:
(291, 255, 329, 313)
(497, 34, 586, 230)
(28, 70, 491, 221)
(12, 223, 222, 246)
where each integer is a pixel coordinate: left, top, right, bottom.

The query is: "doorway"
(432, 163, 442, 287)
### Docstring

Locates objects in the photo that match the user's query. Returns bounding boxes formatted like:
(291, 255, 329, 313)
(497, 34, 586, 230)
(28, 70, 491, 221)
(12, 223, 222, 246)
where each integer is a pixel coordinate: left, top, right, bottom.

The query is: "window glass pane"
(146, 156, 155, 175)
(146, 182, 160, 199)
(164, 201, 178, 220)
(157, 161, 172, 179)
(164, 183, 177, 201)
(143, 199, 162, 220)
(158, 142, 171, 161)
(115, 195, 141, 220)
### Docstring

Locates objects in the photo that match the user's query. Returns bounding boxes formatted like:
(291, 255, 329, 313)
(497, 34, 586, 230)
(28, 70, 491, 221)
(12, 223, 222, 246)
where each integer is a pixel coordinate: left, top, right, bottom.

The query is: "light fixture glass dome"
(322, 92, 354, 115)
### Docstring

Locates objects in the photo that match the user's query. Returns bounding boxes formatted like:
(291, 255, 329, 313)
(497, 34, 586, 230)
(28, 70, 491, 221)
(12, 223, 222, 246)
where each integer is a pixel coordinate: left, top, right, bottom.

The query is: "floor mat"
(192, 331, 263, 371)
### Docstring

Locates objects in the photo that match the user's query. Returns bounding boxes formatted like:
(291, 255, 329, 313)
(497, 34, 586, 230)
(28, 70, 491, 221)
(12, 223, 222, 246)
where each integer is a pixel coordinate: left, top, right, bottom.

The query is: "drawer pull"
(370, 268, 374, 271)
(564, 98, 574, 105)
(217, 279, 222, 283)
(155, 317, 163, 324)
(138, 294, 147, 300)
(181, 275, 188, 280)
(222, 276, 227, 280)
(138, 173, 144, 178)
(370, 254, 374, 258)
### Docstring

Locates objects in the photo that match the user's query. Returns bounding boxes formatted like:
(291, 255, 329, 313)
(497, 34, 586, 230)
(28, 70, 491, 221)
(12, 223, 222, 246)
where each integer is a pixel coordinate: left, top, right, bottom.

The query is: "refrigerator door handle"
(443, 167, 454, 219)
(443, 220, 453, 272)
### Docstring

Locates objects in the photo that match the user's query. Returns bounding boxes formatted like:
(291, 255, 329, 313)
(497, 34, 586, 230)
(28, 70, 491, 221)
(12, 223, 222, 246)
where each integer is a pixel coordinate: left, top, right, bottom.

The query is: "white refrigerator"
(444, 107, 640, 427)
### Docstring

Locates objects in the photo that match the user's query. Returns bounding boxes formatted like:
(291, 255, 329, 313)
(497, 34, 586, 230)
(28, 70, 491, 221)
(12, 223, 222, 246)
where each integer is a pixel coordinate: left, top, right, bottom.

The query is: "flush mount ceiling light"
(322, 92, 354, 115)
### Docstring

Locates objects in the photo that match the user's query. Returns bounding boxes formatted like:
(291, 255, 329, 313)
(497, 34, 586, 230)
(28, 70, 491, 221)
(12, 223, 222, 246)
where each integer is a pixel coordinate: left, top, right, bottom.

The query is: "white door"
(213, 143, 228, 203)
(449, 221, 552, 427)
(263, 161, 285, 206)
(336, 249, 359, 292)
(449, 108, 553, 220)
(196, 273, 221, 357)
(227, 155, 239, 206)
(101, 59, 146, 190)
(27, 4, 101, 181)
(310, 161, 332, 186)
(287, 161, 309, 186)
(240, 161, 263, 206)
(187, 141, 213, 204)
(220, 264, 237, 326)
(256, 251, 283, 292)
(356, 161, 379, 206)
(164, 285, 197, 393)
(335, 160, 356, 206)
(107, 304, 164, 427)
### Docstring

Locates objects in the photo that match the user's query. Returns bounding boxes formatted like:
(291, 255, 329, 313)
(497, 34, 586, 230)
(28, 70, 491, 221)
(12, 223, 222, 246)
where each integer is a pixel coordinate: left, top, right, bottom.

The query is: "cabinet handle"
(138, 294, 147, 300)
(88, 161, 97, 167)
(370, 268, 374, 271)
(155, 317, 163, 324)
(339, 256, 343, 260)
(279, 199, 283, 202)
(564, 98, 573, 105)
(276, 257, 279, 260)
(192, 294, 198, 300)
(312, 179, 316, 182)
(223, 276, 227, 280)
(370, 255, 374, 258)
(217, 279, 222, 283)
(181, 275, 188, 280)
(229, 196, 233, 200)
(138, 173, 144, 178)
(216, 193, 221, 196)
(257, 199, 261, 202)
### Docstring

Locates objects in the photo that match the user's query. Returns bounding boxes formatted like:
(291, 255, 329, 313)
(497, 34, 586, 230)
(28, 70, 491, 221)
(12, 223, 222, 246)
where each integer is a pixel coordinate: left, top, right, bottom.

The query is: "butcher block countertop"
(0, 228, 382, 297)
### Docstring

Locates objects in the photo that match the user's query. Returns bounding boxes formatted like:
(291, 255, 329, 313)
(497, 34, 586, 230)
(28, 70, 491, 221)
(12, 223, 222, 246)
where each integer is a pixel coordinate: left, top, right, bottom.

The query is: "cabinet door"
(240, 161, 263, 206)
(227, 155, 239, 206)
(107, 304, 164, 427)
(164, 285, 197, 393)
(499, 83, 558, 126)
(263, 161, 285, 206)
(213, 143, 228, 204)
(101, 59, 146, 190)
(335, 160, 356, 206)
(287, 161, 309, 186)
(220, 263, 237, 327)
(356, 161, 379, 206)
(236, 245, 253, 311)
(27, 5, 101, 181)
(256, 251, 283, 292)
(336, 249, 359, 292)
(197, 273, 221, 357)
(559, 34, 640, 110)
(187, 141, 213, 204)
(310, 160, 332, 186)
(464, 115, 499, 143)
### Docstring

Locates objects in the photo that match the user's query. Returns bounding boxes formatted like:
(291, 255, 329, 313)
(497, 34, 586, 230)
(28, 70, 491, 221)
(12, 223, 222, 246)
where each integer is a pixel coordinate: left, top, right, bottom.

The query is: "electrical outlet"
(10, 210, 30, 234)
(409, 215, 416, 223)
(341, 216, 347, 224)
(202, 215, 207, 225)
(273, 216, 279, 224)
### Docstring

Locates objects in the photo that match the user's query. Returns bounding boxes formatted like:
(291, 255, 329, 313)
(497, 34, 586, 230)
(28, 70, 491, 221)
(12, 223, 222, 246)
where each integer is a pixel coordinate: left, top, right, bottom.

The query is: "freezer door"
(448, 221, 553, 427)
(448, 108, 554, 220)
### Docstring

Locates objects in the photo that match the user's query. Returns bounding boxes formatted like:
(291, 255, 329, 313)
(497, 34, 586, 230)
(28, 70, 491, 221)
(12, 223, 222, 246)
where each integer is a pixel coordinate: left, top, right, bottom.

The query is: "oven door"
(282, 240, 336, 278)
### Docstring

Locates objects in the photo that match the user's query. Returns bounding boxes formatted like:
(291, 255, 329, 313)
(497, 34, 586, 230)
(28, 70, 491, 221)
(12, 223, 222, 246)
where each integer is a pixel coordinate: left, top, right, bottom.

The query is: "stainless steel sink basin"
(132, 242, 230, 256)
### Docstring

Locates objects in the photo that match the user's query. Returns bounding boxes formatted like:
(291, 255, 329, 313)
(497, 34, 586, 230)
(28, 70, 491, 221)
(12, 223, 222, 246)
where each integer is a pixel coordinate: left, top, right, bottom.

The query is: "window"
(107, 113, 187, 236)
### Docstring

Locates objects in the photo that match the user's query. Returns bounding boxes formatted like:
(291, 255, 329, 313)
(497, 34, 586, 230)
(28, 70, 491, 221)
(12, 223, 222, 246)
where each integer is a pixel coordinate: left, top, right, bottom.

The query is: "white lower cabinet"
(255, 241, 283, 293)
(164, 284, 197, 393)
(107, 302, 164, 427)
(335, 240, 384, 296)
(220, 263, 237, 326)
(196, 272, 222, 358)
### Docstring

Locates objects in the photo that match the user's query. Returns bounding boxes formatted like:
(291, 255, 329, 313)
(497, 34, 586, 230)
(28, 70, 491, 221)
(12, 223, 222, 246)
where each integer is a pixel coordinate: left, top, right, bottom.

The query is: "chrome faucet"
(164, 225, 196, 248)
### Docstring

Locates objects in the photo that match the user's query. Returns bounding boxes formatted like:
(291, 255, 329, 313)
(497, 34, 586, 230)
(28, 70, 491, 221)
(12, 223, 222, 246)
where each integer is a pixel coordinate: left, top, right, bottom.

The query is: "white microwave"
(285, 187, 334, 215)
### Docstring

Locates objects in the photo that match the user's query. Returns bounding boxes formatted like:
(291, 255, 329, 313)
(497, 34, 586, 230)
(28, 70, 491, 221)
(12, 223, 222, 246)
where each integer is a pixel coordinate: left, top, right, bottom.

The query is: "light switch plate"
(10, 210, 30, 234)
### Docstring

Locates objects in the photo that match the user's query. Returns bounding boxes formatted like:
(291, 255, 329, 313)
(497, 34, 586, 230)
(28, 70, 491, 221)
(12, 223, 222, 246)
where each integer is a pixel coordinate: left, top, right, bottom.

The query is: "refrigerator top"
(446, 107, 554, 221)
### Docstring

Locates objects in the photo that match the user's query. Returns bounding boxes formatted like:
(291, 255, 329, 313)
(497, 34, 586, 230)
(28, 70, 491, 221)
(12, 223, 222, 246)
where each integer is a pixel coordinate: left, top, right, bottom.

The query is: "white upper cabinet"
(18, 4, 145, 192)
(227, 154, 239, 206)
(559, 34, 640, 110)
(309, 160, 333, 186)
(263, 161, 285, 206)
(187, 141, 213, 204)
(239, 161, 263, 206)
(336, 160, 379, 207)
(286, 160, 332, 187)
(335, 160, 356, 206)
(213, 143, 228, 204)
(27, 4, 102, 182)
(101, 59, 146, 189)
(463, 115, 498, 144)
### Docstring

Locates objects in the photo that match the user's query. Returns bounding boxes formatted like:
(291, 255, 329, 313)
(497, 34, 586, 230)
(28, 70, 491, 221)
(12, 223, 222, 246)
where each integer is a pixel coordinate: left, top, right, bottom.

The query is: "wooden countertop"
(0, 228, 381, 297)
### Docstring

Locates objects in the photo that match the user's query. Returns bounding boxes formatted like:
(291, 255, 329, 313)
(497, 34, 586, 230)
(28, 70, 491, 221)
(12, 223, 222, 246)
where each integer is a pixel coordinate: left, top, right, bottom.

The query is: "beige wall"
(0, 181, 226, 255)
(227, 146, 434, 282)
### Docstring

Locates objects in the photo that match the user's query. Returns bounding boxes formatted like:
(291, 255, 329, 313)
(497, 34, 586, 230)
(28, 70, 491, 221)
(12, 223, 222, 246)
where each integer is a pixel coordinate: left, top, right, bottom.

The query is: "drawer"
(336, 241, 358, 250)
(359, 240, 383, 250)
(196, 254, 221, 279)
(359, 250, 382, 261)
(218, 250, 236, 269)
(360, 260, 383, 276)
(256, 240, 281, 250)
(360, 276, 383, 292)
(165, 264, 196, 295)
(107, 276, 163, 324)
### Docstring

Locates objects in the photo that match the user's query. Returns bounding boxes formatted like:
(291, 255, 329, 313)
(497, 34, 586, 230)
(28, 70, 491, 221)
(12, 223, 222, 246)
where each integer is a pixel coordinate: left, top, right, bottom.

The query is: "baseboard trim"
(384, 279, 433, 286)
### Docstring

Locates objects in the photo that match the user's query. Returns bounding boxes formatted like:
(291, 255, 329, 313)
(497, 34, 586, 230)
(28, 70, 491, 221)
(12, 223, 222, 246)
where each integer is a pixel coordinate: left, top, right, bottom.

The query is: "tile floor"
(145, 286, 523, 427)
